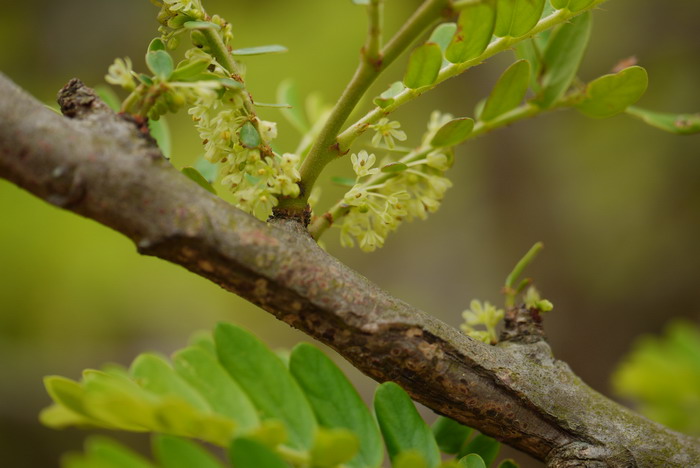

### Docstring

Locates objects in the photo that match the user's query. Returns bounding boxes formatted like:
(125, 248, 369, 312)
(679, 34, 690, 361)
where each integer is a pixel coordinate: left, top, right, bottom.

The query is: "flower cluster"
(460, 300, 504, 344)
(337, 112, 455, 252)
(107, 4, 300, 220)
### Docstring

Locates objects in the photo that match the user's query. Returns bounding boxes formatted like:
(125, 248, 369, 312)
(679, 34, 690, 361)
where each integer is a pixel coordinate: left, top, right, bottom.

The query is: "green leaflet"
(480, 60, 531, 121)
(153, 435, 224, 468)
(239, 121, 262, 148)
(170, 59, 211, 81)
(458, 453, 486, 468)
(625, 106, 700, 135)
(394, 451, 429, 468)
(576, 66, 648, 118)
(374, 382, 441, 468)
(404, 43, 443, 89)
(215, 323, 317, 451)
(130, 354, 210, 412)
(494, 0, 546, 38)
(277, 79, 310, 134)
(551, 0, 596, 12)
(430, 118, 475, 147)
(290, 343, 383, 468)
(432, 416, 473, 454)
(228, 437, 289, 468)
(173, 346, 260, 434)
(310, 428, 361, 468)
(429, 23, 457, 51)
(458, 434, 500, 465)
(65, 437, 157, 468)
(429, 22, 457, 67)
(537, 12, 592, 108)
(446, 1, 496, 63)
(146, 50, 174, 81)
(181, 167, 217, 195)
(374, 81, 406, 108)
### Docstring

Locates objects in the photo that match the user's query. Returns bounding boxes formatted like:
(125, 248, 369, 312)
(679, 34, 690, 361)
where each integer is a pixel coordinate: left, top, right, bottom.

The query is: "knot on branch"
(500, 305, 546, 344)
(57, 78, 111, 119)
(271, 204, 312, 228)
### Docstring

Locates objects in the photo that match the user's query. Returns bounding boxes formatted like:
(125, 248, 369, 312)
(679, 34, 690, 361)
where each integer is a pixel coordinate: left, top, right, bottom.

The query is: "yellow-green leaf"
(576, 66, 648, 118)
(430, 118, 474, 147)
(494, 0, 546, 38)
(404, 43, 442, 89)
(625, 106, 700, 135)
(481, 60, 530, 121)
(537, 12, 591, 108)
(446, 1, 496, 63)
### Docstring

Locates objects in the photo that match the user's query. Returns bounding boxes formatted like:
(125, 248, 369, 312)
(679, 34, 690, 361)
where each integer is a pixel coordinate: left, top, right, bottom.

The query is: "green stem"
(504, 242, 544, 307)
(201, 27, 241, 77)
(277, 0, 451, 213)
(365, 0, 384, 64)
(336, 1, 607, 151)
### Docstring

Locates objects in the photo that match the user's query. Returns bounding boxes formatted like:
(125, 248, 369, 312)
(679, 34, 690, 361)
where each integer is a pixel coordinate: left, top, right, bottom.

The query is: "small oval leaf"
(146, 50, 174, 81)
(374, 81, 406, 108)
(430, 117, 475, 147)
(432, 416, 473, 454)
(537, 12, 592, 108)
(494, 0, 546, 38)
(625, 106, 700, 135)
(170, 59, 211, 82)
(481, 60, 531, 121)
(239, 121, 262, 148)
(576, 66, 648, 118)
(459, 453, 486, 468)
(458, 433, 500, 465)
(446, 1, 496, 63)
(404, 43, 442, 89)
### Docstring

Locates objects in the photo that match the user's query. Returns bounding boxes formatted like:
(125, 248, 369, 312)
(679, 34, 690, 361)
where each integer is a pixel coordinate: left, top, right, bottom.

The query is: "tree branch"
(1, 73, 698, 467)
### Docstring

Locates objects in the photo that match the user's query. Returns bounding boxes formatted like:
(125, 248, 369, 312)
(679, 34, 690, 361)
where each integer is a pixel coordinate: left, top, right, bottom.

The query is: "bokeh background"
(1, 1, 699, 466)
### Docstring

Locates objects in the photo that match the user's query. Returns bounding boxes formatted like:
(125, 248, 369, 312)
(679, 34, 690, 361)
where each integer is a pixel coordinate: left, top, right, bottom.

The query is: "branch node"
(500, 305, 547, 344)
(57, 78, 111, 119)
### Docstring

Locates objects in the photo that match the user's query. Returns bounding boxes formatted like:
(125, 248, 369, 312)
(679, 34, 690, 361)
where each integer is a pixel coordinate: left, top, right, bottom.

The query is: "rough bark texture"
(1, 73, 699, 467)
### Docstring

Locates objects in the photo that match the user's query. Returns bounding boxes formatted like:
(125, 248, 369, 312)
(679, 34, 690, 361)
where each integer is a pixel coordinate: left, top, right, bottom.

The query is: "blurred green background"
(1, 1, 699, 466)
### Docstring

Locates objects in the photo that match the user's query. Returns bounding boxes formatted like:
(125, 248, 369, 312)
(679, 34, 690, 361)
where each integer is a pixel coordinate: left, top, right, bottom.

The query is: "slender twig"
(364, 0, 384, 64)
(276, 0, 451, 213)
